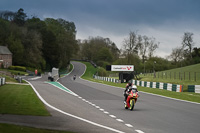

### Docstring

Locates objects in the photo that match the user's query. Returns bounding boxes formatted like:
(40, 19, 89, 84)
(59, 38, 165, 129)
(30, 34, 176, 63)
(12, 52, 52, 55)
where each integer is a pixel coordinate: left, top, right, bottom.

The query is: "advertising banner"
(111, 65, 134, 71)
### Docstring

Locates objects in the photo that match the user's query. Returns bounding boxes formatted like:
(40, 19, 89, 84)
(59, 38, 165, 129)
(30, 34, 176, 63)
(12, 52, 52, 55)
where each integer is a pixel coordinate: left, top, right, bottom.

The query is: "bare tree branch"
(182, 32, 194, 59)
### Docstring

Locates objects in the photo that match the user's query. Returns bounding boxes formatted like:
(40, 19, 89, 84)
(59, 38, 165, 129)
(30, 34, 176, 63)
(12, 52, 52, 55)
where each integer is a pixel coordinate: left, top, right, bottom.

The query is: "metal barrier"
(0, 77, 6, 86)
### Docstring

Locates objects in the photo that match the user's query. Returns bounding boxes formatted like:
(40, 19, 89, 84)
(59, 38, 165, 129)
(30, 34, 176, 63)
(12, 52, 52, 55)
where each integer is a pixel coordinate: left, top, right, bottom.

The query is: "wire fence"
(144, 71, 200, 82)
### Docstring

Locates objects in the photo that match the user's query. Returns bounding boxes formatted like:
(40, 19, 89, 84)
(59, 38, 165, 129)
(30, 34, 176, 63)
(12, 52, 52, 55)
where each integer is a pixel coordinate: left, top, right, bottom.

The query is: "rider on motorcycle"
(124, 81, 138, 104)
(124, 81, 133, 103)
(73, 75, 76, 80)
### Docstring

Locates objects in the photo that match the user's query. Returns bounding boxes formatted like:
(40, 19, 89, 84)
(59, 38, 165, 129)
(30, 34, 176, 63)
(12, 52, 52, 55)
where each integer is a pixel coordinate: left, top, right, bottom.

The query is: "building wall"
(0, 54, 12, 68)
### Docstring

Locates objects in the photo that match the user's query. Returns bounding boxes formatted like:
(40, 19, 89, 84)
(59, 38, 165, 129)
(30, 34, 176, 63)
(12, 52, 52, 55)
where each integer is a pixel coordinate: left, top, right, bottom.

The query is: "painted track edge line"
(45, 82, 78, 96)
(25, 80, 126, 133)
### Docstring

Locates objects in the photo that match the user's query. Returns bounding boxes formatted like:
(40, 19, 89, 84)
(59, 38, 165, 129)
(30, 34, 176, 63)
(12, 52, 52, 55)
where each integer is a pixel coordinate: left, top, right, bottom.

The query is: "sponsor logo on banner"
(111, 65, 134, 71)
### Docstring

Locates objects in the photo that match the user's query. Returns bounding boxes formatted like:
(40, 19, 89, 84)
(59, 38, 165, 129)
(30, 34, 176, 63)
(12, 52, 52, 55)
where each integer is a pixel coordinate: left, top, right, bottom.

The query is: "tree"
(7, 33, 24, 66)
(22, 29, 45, 69)
(139, 35, 150, 63)
(0, 18, 10, 45)
(45, 18, 78, 69)
(13, 8, 27, 26)
(97, 47, 113, 63)
(0, 11, 15, 21)
(79, 36, 119, 65)
(122, 31, 141, 64)
(168, 47, 184, 64)
(123, 31, 140, 55)
(148, 37, 159, 58)
(110, 42, 120, 61)
(191, 47, 200, 64)
(42, 29, 60, 69)
(182, 32, 194, 59)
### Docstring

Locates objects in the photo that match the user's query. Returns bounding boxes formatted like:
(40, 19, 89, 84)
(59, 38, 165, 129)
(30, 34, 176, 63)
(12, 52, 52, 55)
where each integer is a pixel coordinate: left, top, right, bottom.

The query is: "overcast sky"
(1, 0, 200, 58)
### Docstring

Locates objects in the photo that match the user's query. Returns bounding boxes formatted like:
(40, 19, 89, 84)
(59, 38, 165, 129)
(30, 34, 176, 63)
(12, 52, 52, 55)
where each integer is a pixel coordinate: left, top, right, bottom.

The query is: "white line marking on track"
(99, 108, 104, 111)
(104, 111, 109, 114)
(88, 102, 92, 104)
(45, 82, 78, 96)
(116, 119, 124, 122)
(135, 130, 145, 133)
(125, 124, 133, 127)
(91, 104, 96, 106)
(82, 99, 86, 101)
(55, 82, 78, 96)
(26, 80, 126, 133)
(109, 115, 116, 118)
(95, 106, 100, 109)
(28, 76, 42, 80)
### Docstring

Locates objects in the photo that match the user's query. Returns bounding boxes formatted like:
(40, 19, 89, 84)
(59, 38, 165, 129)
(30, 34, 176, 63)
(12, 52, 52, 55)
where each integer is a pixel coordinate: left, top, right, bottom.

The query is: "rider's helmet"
(131, 85, 137, 89)
(131, 85, 138, 92)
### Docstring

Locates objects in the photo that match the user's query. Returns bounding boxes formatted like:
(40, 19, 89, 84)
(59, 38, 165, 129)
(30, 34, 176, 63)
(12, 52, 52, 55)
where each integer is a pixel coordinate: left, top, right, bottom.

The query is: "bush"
(96, 61, 110, 68)
(8, 66, 26, 72)
(97, 67, 108, 77)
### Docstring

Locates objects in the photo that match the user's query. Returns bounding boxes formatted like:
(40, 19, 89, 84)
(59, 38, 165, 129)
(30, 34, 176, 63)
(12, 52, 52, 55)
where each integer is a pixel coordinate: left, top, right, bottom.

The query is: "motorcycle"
(124, 88, 139, 111)
(73, 75, 76, 80)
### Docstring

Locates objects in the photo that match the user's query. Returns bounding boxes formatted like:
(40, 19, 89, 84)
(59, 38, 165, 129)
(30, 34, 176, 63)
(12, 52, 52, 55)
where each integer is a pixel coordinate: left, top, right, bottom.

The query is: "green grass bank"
(0, 84, 49, 115)
(0, 123, 75, 133)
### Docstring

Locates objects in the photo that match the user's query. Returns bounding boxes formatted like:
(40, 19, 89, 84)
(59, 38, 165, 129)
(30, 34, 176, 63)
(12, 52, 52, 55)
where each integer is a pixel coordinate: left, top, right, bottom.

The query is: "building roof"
(0, 46, 12, 55)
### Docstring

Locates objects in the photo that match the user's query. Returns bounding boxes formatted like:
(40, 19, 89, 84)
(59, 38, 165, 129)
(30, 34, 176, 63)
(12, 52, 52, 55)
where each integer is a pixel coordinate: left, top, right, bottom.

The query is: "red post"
(35, 69, 38, 75)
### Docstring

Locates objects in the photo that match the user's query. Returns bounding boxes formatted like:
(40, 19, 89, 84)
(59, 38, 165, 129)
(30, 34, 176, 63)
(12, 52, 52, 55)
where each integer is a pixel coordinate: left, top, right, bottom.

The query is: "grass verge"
(0, 123, 75, 133)
(0, 74, 17, 83)
(80, 61, 200, 103)
(0, 84, 50, 116)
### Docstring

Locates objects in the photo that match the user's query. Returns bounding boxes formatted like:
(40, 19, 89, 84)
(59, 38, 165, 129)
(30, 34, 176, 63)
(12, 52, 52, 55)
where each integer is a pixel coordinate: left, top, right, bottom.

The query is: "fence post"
(184, 72, 185, 80)
(189, 72, 190, 80)
(170, 72, 171, 79)
(175, 72, 176, 79)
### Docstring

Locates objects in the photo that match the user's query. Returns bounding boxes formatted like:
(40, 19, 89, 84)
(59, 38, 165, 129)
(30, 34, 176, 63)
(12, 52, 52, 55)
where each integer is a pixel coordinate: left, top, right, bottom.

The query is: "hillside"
(141, 63, 200, 91)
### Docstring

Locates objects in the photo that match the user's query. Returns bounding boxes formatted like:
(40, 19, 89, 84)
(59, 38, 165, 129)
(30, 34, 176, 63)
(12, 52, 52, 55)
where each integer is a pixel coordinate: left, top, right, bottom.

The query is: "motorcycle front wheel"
(129, 99, 135, 111)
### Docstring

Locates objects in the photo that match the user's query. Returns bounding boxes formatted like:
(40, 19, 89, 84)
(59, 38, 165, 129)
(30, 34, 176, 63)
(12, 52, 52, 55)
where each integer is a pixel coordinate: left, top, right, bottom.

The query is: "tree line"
(0, 8, 78, 71)
(0, 8, 199, 74)
(76, 31, 200, 75)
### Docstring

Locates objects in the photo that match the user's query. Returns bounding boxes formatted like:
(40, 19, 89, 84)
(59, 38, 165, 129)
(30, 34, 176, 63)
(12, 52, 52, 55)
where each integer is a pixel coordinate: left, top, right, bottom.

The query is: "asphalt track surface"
(1, 61, 200, 133)
(59, 62, 200, 133)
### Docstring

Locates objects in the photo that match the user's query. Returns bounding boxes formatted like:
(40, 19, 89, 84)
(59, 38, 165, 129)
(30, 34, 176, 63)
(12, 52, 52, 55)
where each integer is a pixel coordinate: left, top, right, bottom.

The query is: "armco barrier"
(0, 77, 6, 86)
(188, 85, 200, 93)
(195, 85, 200, 93)
(133, 80, 182, 93)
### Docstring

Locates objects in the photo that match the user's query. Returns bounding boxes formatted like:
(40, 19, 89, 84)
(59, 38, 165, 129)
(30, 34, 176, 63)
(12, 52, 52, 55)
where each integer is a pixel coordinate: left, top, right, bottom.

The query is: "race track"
(58, 61, 200, 133)
(15, 61, 200, 133)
